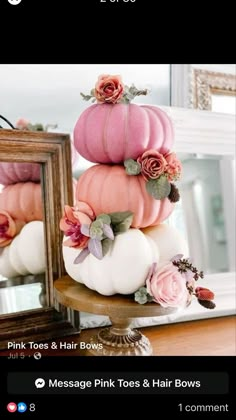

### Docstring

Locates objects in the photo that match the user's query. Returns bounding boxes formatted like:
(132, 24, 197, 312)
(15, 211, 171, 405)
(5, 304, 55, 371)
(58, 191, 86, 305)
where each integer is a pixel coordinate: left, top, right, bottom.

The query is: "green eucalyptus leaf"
(89, 224, 103, 240)
(147, 294, 153, 302)
(120, 96, 130, 104)
(109, 211, 133, 225)
(80, 92, 93, 101)
(113, 214, 133, 235)
(134, 287, 148, 304)
(124, 159, 141, 176)
(146, 175, 171, 200)
(33, 123, 44, 131)
(96, 214, 111, 225)
(102, 238, 113, 257)
(91, 220, 103, 228)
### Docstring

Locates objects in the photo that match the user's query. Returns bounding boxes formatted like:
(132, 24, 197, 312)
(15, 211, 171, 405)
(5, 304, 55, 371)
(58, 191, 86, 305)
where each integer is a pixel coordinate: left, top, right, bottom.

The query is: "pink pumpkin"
(0, 182, 42, 222)
(0, 162, 40, 186)
(74, 103, 174, 163)
(76, 165, 174, 228)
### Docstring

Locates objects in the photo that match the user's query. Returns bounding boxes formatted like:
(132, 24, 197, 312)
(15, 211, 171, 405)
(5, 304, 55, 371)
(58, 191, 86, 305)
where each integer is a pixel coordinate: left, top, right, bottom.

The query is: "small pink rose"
(60, 201, 95, 249)
(146, 262, 189, 308)
(0, 211, 25, 247)
(95, 74, 124, 104)
(137, 149, 167, 181)
(15, 118, 30, 130)
(164, 152, 182, 181)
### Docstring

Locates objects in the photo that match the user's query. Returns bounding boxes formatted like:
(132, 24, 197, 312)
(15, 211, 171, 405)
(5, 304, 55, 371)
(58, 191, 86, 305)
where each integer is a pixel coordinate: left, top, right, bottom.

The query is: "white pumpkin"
(142, 224, 189, 264)
(0, 221, 45, 278)
(63, 228, 159, 296)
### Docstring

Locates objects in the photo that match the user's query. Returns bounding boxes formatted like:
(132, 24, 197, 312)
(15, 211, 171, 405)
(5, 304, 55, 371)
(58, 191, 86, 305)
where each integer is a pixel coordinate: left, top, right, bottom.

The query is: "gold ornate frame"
(191, 68, 236, 110)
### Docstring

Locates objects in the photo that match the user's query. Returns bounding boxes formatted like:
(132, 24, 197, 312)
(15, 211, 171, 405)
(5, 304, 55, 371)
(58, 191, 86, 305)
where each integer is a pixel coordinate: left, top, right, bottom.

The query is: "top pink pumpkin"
(73, 103, 174, 164)
(0, 162, 40, 186)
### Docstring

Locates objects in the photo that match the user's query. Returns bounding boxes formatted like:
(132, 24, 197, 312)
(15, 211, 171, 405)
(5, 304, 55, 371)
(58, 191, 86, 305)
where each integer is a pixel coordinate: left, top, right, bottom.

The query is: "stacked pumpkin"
(0, 165, 45, 278)
(61, 75, 189, 297)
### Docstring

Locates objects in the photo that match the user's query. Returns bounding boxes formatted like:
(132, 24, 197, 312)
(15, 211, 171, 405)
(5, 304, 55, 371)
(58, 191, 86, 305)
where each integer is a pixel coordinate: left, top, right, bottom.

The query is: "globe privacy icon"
(8, 0, 22, 5)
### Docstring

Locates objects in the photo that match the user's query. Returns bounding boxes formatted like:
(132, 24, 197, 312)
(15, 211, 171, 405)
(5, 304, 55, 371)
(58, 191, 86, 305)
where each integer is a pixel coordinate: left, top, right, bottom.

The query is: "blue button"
(17, 402, 27, 413)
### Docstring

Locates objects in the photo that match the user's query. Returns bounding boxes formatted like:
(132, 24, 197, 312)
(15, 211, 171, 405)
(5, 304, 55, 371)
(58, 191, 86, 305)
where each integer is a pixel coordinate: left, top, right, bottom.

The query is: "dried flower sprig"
(171, 255, 204, 281)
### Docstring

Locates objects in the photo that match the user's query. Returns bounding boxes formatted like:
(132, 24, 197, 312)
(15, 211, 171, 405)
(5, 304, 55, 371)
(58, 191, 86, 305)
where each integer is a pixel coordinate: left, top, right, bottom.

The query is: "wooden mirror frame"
(0, 129, 78, 349)
(191, 68, 236, 110)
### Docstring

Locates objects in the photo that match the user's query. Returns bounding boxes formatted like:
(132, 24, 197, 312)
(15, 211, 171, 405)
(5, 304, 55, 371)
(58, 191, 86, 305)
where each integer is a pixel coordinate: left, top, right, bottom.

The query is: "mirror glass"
(167, 153, 235, 274)
(211, 92, 236, 114)
(0, 162, 46, 315)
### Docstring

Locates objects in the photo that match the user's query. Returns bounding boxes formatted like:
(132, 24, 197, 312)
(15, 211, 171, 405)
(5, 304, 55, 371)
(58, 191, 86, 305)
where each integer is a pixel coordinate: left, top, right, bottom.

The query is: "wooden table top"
(54, 276, 177, 318)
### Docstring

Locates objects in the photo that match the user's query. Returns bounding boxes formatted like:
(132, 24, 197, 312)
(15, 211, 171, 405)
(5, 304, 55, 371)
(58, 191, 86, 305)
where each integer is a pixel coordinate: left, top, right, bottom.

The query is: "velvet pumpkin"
(76, 165, 174, 228)
(0, 221, 45, 277)
(0, 182, 42, 222)
(0, 162, 40, 186)
(62, 229, 159, 296)
(74, 103, 174, 163)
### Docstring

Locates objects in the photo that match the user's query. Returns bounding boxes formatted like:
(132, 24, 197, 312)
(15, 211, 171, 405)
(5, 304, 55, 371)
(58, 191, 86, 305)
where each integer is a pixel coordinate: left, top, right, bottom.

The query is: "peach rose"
(15, 118, 30, 130)
(60, 201, 95, 249)
(146, 262, 189, 308)
(0, 211, 25, 247)
(95, 74, 124, 104)
(137, 149, 167, 181)
(164, 152, 182, 181)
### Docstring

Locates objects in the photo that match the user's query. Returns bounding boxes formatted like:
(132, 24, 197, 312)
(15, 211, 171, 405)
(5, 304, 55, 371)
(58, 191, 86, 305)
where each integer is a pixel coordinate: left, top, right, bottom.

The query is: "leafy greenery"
(109, 211, 133, 225)
(124, 159, 141, 175)
(97, 213, 111, 225)
(74, 210, 134, 263)
(134, 287, 153, 305)
(146, 175, 171, 200)
(102, 238, 113, 257)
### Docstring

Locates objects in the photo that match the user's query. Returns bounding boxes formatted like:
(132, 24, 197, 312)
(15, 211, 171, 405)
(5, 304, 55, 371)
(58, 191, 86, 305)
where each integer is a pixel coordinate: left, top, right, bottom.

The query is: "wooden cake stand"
(54, 276, 177, 356)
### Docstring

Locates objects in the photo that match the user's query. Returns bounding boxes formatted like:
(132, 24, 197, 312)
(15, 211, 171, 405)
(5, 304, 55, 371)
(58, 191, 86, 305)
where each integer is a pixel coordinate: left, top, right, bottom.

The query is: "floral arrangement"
(60, 201, 133, 263)
(134, 255, 216, 310)
(0, 211, 25, 248)
(15, 118, 57, 132)
(124, 150, 181, 202)
(81, 74, 148, 105)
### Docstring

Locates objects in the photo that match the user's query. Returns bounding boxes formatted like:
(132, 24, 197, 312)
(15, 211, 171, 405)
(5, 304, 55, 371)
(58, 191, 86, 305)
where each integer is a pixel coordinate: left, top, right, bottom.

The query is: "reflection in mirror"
(211, 93, 236, 115)
(167, 154, 235, 274)
(0, 162, 46, 315)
